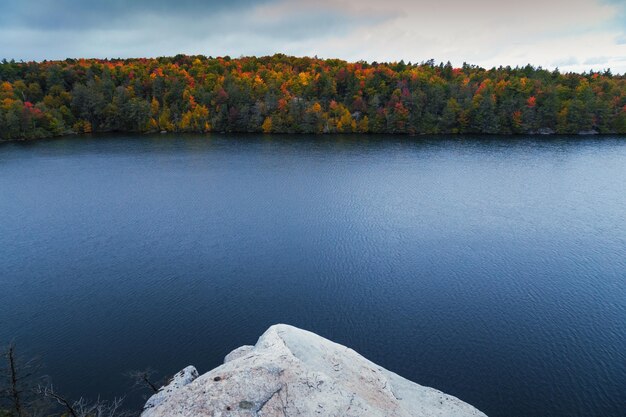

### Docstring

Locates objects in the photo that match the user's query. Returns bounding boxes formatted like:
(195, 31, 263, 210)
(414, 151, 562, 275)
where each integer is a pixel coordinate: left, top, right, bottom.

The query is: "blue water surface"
(1, 134, 625, 417)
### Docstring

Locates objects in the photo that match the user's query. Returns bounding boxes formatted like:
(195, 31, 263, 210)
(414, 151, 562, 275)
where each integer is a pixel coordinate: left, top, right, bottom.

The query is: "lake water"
(1, 134, 625, 417)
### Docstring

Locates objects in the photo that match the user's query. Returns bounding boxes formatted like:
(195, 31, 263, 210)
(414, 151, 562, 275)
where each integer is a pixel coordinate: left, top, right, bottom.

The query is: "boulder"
(537, 127, 556, 135)
(141, 324, 487, 417)
(143, 365, 199, 411)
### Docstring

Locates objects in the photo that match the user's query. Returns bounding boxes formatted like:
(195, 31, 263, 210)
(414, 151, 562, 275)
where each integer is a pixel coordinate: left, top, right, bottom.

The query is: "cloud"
(583, 56, 609, 65)
(0, 0, 625, 74)
(0, 0, 270, 30)
(553, 57, 580, 67)
(291, 0, 625, 72)
(0, 0, 375, 60)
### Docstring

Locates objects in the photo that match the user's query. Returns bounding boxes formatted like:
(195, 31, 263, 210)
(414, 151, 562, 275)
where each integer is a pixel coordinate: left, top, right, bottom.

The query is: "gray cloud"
(0, 0, 624, 74)
(0, 0, 271, 30)
(0, 1, 378, 60)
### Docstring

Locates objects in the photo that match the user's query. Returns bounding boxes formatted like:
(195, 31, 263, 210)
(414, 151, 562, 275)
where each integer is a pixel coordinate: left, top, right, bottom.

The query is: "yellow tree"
(262, 117, 273, 133)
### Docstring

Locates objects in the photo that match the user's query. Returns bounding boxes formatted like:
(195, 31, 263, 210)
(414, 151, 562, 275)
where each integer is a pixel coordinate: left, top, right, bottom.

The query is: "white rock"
(141, 324, 486, 417)
(224, 345, 255, 363)
(537, 127, 556, 135)
(143, 365, 199, 411)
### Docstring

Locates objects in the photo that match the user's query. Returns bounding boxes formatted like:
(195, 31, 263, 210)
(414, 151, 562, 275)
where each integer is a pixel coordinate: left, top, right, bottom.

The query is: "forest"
(0, 54, 625, 140)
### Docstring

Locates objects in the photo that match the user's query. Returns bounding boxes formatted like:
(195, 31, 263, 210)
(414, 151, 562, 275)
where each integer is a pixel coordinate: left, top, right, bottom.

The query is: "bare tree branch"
(125, 369, 160, 394)
(1, 343, 47, 417)
(36, 385, 78, 417)
(2, 343, 136, 417)
(7, 344, 24, 417)
(37, 385, 134, 417)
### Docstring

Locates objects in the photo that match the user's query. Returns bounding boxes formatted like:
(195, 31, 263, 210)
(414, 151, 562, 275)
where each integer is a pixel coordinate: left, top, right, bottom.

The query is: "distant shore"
(1, 55, 624, 141)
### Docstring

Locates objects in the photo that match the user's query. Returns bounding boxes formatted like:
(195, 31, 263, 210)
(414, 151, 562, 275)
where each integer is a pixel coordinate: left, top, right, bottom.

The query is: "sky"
(1, 0, 625, 74)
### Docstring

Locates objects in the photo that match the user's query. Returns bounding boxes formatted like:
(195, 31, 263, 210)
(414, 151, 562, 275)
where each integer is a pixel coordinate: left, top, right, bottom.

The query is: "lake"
(1, 134, 625, 417)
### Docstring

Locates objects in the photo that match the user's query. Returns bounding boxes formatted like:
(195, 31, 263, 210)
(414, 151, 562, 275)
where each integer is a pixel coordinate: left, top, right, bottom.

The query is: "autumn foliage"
(0, 54, 625, 140)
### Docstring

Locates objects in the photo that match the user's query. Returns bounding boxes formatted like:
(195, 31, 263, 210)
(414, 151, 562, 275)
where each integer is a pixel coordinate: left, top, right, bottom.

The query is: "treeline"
(1, 54, 625, 140)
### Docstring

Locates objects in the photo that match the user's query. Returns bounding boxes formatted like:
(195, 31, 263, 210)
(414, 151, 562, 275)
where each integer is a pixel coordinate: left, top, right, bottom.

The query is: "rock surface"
(578, 129, 599, 135)
(141, 324, 487, 417)
(144, 365, 199, 411)
(536, 127, 556, 135)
